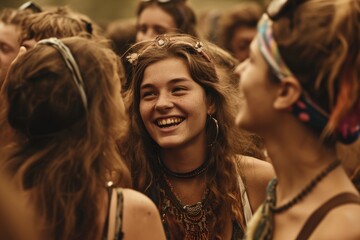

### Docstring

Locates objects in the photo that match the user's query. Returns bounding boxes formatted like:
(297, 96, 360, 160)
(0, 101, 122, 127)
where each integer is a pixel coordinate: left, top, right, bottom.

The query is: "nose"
(155, 92, 173, 111)
(235, 59, 247, 75)
(234, 59, 248, 82)
(22, 39, 37, 50)
(143, 28, 158, 41)
(137, 29, 156, 42)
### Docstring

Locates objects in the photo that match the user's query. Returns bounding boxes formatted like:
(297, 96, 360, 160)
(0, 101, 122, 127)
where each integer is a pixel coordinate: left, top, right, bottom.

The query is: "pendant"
(182, 202, 209, 239)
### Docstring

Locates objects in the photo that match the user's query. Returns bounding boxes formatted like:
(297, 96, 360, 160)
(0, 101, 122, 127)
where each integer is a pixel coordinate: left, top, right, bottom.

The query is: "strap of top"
(103, 187, 124, 240)
(238, 175, 253, 225)
(296, 192, 360, 240)
(114, 188, 124, 240)
(102, 186, 113, 240)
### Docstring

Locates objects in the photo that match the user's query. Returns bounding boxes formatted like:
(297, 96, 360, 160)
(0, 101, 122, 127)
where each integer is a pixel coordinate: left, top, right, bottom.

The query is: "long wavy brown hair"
(0, 37, 130, 240)
(120, 34, 263, 238)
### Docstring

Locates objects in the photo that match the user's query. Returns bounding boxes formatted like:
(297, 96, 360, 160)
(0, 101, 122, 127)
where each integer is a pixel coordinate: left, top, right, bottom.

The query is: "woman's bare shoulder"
(237, 155, 275, 211)
(122, 188, 166, 240)
(239, 155, 274, 186)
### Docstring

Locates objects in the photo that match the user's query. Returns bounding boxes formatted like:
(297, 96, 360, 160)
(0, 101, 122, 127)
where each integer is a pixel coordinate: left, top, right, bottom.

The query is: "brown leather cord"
(296, 193, 360, 240)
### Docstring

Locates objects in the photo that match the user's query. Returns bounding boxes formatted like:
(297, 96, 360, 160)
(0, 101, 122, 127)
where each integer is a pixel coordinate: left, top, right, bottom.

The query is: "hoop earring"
(208, 115, 219, 147)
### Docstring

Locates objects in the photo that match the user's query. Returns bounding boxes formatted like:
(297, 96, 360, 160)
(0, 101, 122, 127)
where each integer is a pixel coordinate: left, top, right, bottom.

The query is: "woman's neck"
(160, 144, 207, 174)
(264, 126, 338, 203)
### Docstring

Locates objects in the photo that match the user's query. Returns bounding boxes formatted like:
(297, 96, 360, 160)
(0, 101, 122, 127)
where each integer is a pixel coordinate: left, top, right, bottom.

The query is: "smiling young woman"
(120, 34, 274, 239)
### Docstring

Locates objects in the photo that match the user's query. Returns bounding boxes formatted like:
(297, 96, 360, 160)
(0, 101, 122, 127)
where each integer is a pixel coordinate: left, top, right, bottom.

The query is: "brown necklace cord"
(271, 159, 341, 214)
(158, 156, 210, 179)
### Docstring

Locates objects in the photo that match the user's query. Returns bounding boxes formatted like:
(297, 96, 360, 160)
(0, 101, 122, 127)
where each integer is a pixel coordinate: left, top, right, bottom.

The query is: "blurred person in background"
(217, 1, 263, 63)
(136, 0, 197, 42)
(105, 18, 137, 57)
(20, 6, 104, 49)
(0, 7, 31, 85)
(0, 4, 38, 149)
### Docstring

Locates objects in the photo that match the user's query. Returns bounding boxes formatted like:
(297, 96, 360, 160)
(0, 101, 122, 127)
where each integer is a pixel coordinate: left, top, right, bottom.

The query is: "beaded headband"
(257, 14, 360, 143)
(126, 35, 211, 66)
(36, 38, 88, 115)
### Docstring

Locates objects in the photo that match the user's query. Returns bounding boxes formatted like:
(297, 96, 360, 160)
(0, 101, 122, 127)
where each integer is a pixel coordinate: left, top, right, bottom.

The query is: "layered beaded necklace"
(159, 174, 212, 240)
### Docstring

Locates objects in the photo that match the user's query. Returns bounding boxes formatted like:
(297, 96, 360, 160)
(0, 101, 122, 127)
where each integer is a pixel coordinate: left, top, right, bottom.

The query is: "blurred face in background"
(230, 26, 257, 63)
(136, 5, 176, 42)
(0, 22, 21, 84)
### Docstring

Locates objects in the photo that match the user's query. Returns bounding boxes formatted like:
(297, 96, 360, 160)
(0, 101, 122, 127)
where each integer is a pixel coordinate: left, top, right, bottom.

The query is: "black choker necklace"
(158, 157, 210, 179)
(270, 159, 341, 213)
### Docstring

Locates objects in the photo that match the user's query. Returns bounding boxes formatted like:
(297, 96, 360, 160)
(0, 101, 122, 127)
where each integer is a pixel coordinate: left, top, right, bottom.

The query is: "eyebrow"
(140, 77, 191, 90)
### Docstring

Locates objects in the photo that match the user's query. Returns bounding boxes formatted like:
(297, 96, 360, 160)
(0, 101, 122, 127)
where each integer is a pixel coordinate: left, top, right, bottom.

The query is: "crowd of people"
(0, 0, 359, 239)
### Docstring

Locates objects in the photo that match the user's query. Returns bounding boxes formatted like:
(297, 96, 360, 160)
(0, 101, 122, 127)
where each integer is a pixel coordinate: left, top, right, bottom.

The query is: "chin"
(157, 142, 182, 149)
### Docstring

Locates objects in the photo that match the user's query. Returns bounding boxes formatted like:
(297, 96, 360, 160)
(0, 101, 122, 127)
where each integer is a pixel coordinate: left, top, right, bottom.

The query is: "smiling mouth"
(156, 117, 185, 128)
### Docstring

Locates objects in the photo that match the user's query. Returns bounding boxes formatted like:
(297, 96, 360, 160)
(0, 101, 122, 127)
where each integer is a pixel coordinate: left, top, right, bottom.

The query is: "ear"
(273, 76, 302, 110)
(206, 95, 216, 115)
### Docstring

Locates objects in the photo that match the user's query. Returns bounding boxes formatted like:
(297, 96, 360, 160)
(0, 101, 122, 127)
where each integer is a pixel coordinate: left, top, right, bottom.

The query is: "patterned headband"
(257, 14, 359, 144)
(126, 35, 211, 65)
(36, 38, 88, 115)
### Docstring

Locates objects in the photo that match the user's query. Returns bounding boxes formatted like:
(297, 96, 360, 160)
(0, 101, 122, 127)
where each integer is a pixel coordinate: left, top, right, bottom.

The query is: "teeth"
(157, 117, 184, 127)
